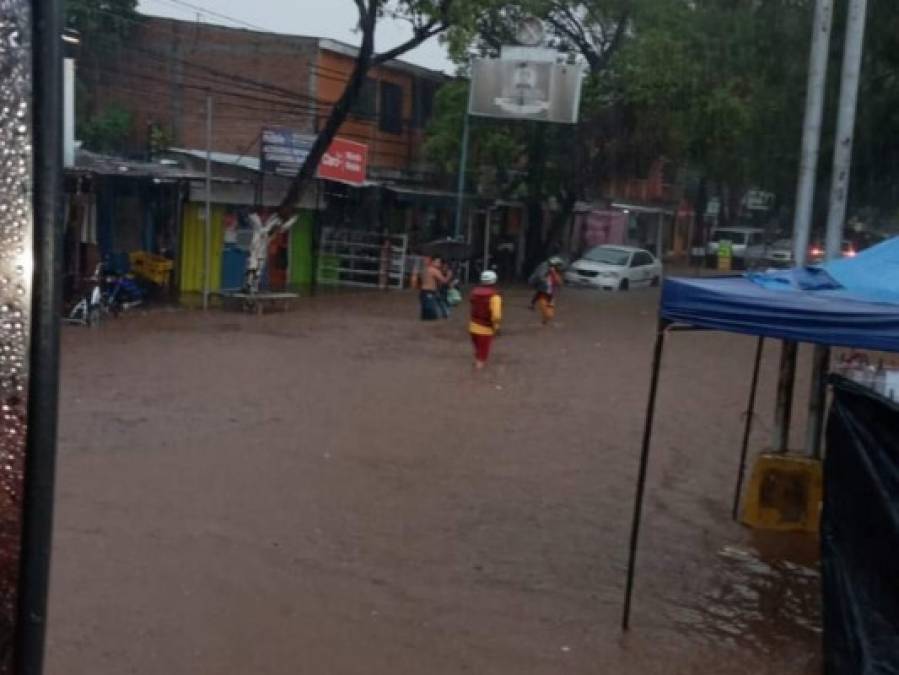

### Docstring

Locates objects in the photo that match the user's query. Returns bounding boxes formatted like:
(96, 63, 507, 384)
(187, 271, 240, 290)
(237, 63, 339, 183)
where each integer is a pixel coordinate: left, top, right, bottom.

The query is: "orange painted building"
(315, 41, 443, 182)
(84, 18, 446, 188)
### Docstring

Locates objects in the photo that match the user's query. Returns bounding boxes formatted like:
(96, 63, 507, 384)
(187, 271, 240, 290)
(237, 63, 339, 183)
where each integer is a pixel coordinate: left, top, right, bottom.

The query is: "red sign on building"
(317, 137, 368, 186)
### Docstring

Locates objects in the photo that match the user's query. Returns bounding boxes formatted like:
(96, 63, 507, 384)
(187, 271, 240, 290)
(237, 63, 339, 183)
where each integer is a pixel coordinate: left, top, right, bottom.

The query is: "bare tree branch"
(371, 0, 452, 66)
(600, 10, 630, 69)
(546, 4, 631, 75)
(547, 14, 599, 70)
(560, 4, 591, 49)
(353, 0, 368, 24)
(371, 23, 446, 65)
(278, 0, 452, 213)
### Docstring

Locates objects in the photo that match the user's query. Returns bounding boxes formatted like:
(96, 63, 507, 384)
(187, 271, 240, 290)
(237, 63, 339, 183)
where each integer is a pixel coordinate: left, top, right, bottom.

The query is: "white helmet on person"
(480, 270, 498, 285)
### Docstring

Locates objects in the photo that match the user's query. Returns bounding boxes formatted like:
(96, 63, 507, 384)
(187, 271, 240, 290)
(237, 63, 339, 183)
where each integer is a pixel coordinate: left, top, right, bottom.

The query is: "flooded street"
(45, 287, 821, 674)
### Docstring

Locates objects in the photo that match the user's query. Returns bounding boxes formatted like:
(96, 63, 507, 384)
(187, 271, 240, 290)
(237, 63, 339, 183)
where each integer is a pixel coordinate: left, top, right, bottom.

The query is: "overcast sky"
(137, 0, 455, 72)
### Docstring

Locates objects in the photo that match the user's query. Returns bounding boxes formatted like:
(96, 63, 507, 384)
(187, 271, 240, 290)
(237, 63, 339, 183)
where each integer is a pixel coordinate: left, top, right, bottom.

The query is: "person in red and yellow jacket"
(469, 270, 503, 369)
(531, 257, 564, 325)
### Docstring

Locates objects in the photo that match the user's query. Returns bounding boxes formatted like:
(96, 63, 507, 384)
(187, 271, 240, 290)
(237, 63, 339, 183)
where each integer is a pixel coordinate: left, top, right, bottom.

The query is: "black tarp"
(823, 377, 899, 674)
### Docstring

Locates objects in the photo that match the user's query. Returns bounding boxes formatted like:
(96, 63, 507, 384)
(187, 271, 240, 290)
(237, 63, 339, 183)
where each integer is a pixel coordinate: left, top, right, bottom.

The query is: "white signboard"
(469, 58, 584, 124)
(743, 190, 775, 211)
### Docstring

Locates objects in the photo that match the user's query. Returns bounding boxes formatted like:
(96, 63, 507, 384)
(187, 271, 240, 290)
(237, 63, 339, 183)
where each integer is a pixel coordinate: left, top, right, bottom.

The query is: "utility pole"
(203, 94, 213, 311)
(453, 83, 474, 239)
(773, 0, 834, 453)
(805, 0, 869, 458)
(824, 0, 868, 261)
(792, 0, 834, 268)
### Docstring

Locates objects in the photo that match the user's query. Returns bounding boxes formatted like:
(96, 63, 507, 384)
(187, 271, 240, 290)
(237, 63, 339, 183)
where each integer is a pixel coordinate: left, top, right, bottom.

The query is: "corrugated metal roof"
(71, 149, 205, 180)
(168, 147, 261, 172)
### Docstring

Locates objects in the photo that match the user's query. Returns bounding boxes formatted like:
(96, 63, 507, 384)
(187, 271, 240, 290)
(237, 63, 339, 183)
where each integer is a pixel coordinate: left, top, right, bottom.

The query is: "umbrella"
(420, 238, 472, 261)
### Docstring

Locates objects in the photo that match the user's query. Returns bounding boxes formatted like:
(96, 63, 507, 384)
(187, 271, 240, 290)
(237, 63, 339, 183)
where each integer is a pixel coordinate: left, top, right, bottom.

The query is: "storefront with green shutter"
(178, 202, 316, 296)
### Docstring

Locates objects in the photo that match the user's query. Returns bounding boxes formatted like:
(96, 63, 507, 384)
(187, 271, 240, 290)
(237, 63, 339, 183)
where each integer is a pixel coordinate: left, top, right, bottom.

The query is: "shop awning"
(385, 185, 477, 207)
(611, 200, 675, 215)
(71, 149, 204, 180)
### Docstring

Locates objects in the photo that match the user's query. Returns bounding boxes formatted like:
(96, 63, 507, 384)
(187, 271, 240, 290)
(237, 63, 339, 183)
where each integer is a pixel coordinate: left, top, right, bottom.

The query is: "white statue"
(244, 212, 297, 294)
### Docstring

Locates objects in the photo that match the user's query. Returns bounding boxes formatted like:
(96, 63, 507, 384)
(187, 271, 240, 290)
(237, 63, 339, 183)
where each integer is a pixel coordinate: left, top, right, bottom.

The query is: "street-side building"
(75, 16, 466, 293)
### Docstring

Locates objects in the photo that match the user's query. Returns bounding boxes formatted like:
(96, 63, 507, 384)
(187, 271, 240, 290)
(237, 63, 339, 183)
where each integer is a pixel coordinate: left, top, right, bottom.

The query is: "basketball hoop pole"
(453, 80, 474, 239)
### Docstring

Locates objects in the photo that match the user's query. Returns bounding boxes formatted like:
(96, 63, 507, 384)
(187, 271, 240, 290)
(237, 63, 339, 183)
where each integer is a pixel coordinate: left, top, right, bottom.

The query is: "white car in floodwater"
(564, 245, 663, 291)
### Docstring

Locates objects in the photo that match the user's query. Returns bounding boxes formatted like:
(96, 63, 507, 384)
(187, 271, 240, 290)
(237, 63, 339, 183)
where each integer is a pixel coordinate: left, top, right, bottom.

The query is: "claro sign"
(317, 137, 368, 186)
(261, 127, 368, 187)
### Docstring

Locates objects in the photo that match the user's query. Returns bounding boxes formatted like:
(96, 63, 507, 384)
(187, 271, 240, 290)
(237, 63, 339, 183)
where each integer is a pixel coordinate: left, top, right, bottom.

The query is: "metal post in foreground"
(203, 94, 213, 310)
(622, 321, 667, 631)
(733, 337, 765, 521)
(17, 0, 64, 672)
(804, 0, 868, 458)
(466, 209, 474, 284)
(655, 211, 664, 260)
(452, 87, 473, 239)
(483, 208, 491, 274)
(774, 0, 833, 456)
(824, 0, 868, 261)
(805, 344, 830, 459)
(792, 0, 834, 267)
(772, 341, 798, 452)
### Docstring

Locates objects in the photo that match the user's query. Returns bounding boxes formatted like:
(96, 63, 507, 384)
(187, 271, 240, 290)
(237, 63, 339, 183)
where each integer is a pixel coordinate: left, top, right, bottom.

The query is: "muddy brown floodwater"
(46, 287, 822, 674)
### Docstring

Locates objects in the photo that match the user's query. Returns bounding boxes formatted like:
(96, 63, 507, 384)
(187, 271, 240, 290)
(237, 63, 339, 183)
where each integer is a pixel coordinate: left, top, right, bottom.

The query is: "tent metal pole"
(733, 337, 765, 521)
(622, 320, 668, 631)
(771, 341, 797, 452)
(804, 345, 830, 459)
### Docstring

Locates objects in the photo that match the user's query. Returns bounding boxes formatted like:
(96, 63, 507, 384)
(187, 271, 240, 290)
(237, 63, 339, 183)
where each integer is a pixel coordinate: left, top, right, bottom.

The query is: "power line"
(92, 65, 321, 117)
(91, 77, 421, 161)
(82, 6, 326, 106)
(116, 43, 327, 109)
(101, 43, 429, 127)
(141, 0, 266, 31)
(94, 61, 425, 149)
(85, 6, 442, 130)
(91, 5, 443, 99)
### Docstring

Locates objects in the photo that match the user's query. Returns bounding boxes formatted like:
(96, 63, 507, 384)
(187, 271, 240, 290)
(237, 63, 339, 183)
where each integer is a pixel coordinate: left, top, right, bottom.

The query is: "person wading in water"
(468, 270, 502, 369)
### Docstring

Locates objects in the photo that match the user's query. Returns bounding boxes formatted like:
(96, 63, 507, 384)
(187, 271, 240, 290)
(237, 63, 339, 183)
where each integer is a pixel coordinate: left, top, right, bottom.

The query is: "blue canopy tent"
(661, 274, 899, 351)
(622, 237, 899, 630)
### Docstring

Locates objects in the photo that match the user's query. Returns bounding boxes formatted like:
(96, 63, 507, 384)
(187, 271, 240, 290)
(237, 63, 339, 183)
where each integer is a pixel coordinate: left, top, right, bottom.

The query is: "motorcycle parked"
(103, 269, 145, 316)
(64, 262, 147, 326)
(64, 263, 103, 327)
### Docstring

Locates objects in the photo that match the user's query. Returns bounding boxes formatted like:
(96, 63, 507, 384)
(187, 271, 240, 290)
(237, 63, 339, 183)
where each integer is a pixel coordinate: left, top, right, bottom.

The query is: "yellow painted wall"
(180, 203, 225, 293)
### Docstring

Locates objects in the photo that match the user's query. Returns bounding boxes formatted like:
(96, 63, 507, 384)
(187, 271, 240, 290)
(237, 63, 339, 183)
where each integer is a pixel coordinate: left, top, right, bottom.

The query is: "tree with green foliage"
(438, 0, 899, 264)
(615, 1, 812, 232)
(830, 0, 899, 226)
(64, 0, 140, 50)
(277, 0, 491, 215)
(64, 0, 142, 152)
(437, 1, 637, 272)
(78, 104, 133, 154)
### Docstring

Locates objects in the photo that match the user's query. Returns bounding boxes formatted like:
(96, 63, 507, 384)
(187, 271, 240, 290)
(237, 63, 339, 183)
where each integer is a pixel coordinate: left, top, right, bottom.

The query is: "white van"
(705, 227, 766, 269)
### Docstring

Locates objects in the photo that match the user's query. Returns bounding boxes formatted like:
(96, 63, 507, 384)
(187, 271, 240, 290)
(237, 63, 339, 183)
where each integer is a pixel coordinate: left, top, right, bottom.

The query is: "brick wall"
(86, 17, 318, 156)
(84, 17, 445, 181)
